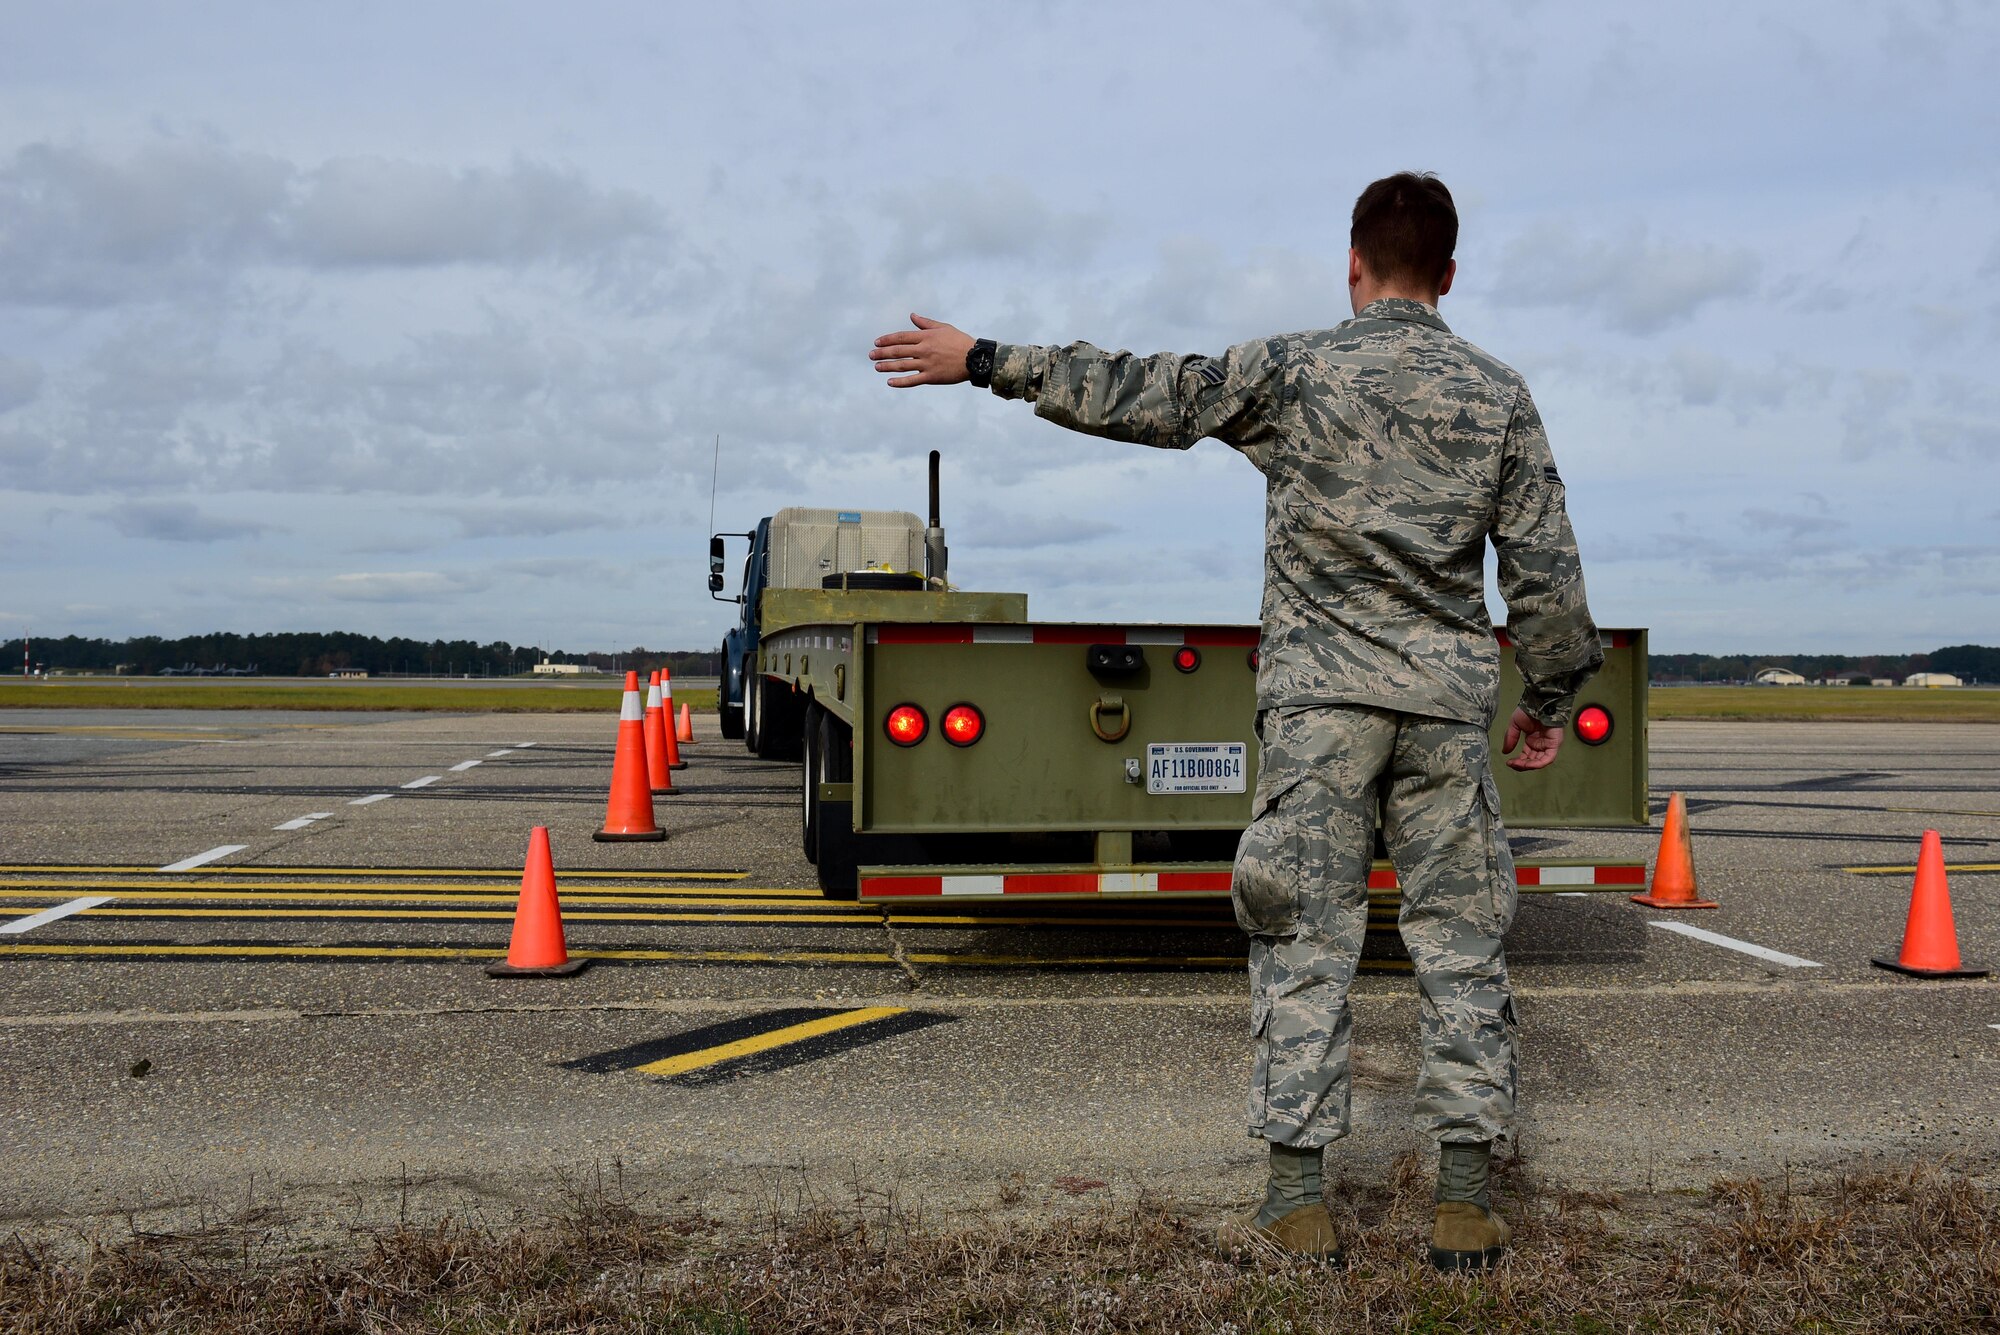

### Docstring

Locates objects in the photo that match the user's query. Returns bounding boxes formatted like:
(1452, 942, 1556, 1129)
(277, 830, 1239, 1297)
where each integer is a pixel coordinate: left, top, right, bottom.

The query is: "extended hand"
(870, 314, 975, 388)
(1501, 707, 1564, 771)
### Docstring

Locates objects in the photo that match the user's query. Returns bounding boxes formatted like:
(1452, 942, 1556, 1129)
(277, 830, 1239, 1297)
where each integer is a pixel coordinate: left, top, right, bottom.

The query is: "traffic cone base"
(487, 956, 590, 977)
(487, 827, 591, 977)
(1633, 791, 1716, 909)
(1872, 830, 1986, 978)
(593, 828, 668, 841)
(1869, 955, 1987, 980)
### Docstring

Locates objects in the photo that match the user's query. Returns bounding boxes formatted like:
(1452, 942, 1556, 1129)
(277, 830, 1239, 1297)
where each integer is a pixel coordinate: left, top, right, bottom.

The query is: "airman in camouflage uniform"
(871, 172, 1600, 1269)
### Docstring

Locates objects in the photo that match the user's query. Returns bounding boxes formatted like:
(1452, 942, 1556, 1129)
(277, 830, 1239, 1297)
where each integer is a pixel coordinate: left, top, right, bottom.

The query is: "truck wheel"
(801, 703, 822, 861)
(719, 702, 745, 740)
(744, 675, 764, 754)
(814, 711, 859, 899)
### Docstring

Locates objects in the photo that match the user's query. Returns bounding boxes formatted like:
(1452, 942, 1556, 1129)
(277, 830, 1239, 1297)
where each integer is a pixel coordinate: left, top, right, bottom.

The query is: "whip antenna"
(707, 434, 721, 535)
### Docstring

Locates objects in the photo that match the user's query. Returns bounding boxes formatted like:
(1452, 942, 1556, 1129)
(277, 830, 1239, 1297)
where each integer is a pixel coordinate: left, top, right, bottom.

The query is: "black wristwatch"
(966, 338, 997, 389)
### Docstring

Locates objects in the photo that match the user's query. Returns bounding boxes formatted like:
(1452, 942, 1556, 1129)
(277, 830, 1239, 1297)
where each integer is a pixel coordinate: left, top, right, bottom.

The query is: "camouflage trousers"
(1232, 705, 1519, 1148)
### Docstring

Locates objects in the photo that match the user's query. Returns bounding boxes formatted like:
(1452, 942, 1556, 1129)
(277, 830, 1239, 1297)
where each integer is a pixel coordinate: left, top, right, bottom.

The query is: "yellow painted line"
(0, 907, 884, 925)
(0, 865, 748, 881)
(633, 1006, 909, 1077)
(0, 889, 851, 909)
(0, 942, 1354, 970)
(1843, 863, 2000, 875)
(0, 879, 814, 899)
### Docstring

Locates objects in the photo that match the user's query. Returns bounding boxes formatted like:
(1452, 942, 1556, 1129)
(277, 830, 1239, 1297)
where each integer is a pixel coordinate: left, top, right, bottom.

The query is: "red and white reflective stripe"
(646, 681, 663, 709)
(860, 864, 1645, 898)
(863, 870, 1235, 897)
(867, 624, 1260, 647)
(619, 689, 644, 722)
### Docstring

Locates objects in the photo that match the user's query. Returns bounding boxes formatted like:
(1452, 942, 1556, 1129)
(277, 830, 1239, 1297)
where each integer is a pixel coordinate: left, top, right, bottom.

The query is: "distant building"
(1871, 678, 1897, 687)
(533, 661, 606, 676)
(1753, 668, 1808, 686)
(329, 669, 369, 679)
(1904, 672, 1963, 688)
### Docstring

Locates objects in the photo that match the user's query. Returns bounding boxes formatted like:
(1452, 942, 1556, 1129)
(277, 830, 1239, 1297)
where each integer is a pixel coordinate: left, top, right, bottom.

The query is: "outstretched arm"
(870, 313, 1285, 459)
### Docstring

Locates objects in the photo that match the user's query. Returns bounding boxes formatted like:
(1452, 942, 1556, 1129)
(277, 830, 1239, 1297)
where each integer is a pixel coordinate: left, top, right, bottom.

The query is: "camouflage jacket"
(989, 298, 1601, 726)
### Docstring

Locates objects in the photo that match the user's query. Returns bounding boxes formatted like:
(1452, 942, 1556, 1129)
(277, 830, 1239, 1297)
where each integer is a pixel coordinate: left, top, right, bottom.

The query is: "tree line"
(3, 633, 722, 678)
(1650, 644, 1998, 684)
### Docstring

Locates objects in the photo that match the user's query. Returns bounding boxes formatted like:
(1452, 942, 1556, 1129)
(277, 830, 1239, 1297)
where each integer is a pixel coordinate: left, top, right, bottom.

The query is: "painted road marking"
(349, 794, 392, 806)
(0, 865, 748, 881)
(402, 776, 441, 789)
(487, 749, 516, 757)
(515, 742, 536, 748)
(0, 942, 1318, 970)
(0, 897, 114, 934)
(1883, 806, 2000, 820)
(272, 813, 334, 831)
(448, 760, 483, 772)
(567, 1006, 946, 1083)
(1648, 921, 1822, 969)
(159, 845, 249, 873)
(1844, 862, 2000, 875)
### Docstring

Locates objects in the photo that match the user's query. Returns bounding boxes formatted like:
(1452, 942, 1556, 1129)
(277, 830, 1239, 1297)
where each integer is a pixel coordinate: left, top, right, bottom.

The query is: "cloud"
(0, 356, 46, 412)
(0, 140, 670, 308)
(272, 570, 494, 603)
(882, 176, 1108, 270)
(436, 502, 617, 539)
(100, 499, 275, 542)
(1493, 224, 1760, 333)
(958, 508, 1120, 550)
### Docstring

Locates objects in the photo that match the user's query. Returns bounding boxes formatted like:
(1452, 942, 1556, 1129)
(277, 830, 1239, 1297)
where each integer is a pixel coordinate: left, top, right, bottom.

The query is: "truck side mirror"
(708, 536, 726, 592)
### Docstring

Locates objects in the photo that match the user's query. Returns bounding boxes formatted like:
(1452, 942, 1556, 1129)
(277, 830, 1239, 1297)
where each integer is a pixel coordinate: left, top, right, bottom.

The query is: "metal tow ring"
(1090, 695, 1131, 743)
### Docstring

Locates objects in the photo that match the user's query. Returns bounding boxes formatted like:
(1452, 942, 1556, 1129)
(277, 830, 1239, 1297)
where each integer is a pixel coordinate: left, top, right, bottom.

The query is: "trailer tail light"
(941, 704, 984, 746)
(1574, 705, 1613, 745)
(1173, 646, 1201, 673)
(1248, 649, 1259, 670)
(885, 704, 928, 747)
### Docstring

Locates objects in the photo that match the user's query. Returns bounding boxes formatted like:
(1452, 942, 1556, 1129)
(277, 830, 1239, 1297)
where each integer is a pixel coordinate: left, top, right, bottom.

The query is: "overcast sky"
(3, 2, 1995, 656)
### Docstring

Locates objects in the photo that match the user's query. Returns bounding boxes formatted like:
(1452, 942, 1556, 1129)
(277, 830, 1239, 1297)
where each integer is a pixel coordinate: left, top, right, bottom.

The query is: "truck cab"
(712, 507, 928, 755)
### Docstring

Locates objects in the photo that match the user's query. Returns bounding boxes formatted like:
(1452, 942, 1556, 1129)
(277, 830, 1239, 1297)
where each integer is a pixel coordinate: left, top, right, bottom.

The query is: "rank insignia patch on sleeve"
(1194, 362, 1226, 387)
(1543, 464, 1563, 485)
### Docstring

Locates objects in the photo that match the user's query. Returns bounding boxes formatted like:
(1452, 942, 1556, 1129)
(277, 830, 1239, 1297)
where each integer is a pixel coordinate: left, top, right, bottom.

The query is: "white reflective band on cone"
(646, 683, 662, 708)
(620, 691, 644, 721)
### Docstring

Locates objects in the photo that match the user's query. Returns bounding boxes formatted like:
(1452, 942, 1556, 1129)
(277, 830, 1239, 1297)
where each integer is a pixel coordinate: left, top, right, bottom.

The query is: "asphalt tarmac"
(1, 707, 1994, 1240)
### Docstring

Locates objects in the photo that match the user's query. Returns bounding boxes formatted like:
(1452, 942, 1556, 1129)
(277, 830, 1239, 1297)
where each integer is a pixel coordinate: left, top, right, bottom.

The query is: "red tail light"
(941, 704, 984, 746)
(885, 704, 928, 746)
(1248, 648, 1260, 670)
(1574, 705, 1613, 745)
(1173, 646, 1201, 673)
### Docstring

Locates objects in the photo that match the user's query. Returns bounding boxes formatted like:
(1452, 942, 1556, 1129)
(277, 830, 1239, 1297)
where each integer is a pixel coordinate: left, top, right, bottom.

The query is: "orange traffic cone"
(643, 672, 681, 795)
(657, 670, 687, 769)
(594, 670, 666, 842)
(485, 826, 589, 976)
(1872, 830, 1988, 979)
(665, 668, 696, 746)
(1631, 791, 1717, 909)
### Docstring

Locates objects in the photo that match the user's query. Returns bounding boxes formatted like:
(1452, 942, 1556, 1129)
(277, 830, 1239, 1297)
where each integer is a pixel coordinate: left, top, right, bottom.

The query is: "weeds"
(2, 1162, 1994, 1332)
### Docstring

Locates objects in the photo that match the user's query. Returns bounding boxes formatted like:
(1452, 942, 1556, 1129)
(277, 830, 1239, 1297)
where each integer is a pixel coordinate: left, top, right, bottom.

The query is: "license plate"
(1146, 742, 1248, 795)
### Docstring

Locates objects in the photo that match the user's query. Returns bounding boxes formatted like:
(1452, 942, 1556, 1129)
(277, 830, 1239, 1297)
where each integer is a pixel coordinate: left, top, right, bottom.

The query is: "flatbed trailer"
(716, 453, 1648, 901)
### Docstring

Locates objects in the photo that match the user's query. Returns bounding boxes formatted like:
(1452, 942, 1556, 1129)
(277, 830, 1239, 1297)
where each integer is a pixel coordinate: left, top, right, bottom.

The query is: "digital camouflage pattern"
(1233, 704, 1519, 1145)
(991, 297, 1601, 726)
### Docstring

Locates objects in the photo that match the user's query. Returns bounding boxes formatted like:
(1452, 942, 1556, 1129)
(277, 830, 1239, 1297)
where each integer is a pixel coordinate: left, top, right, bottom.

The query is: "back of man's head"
(1350, 172, 1457, 292)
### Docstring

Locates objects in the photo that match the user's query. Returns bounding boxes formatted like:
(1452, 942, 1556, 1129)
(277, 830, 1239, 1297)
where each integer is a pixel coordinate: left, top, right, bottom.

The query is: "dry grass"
(3, 1160, 1995, 1333)
(1648, 686, 2000, 723)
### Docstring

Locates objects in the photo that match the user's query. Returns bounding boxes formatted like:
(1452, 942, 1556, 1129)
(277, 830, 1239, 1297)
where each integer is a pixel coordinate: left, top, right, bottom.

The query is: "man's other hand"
(1501, 707, 1563, 771)
(870, 314, 975, 387)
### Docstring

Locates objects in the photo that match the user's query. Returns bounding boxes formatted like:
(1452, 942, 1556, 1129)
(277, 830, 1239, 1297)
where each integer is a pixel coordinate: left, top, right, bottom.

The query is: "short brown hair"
(1350, 172, 1457, 290)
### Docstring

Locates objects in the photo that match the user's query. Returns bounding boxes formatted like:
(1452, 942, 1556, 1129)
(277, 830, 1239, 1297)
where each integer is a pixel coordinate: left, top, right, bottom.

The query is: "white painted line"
(448, 760, 482, 772)
(514, 741, 535, 748)
(486, 749, 516, 758)
(0, 896, 114, 934)
(159, 845, 249, 873)
(1989, 1024, 2000, 1033)
(1648, 921, 1823, 969)
(272, 812, 335, 832)
(402, 775, 441, 789)
(1555, 892, 1589, 898)
(349, 793, 392, 807)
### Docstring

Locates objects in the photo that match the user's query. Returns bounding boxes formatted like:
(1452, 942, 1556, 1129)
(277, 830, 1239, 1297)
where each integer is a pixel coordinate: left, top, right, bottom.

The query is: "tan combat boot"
(1218, 1202, 1344, 1261)
(1429, 1200, 1510, 1272)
